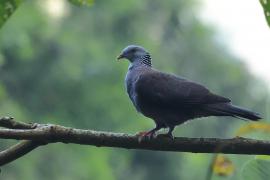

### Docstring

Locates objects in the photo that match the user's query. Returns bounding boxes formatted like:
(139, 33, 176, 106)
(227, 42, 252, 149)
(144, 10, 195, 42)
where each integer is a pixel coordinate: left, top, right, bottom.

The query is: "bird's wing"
(135, 71, 231, 107)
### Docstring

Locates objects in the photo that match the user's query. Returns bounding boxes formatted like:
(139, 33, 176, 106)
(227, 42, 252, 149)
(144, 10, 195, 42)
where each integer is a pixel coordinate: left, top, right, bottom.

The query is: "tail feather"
(205, 103, 262, 121)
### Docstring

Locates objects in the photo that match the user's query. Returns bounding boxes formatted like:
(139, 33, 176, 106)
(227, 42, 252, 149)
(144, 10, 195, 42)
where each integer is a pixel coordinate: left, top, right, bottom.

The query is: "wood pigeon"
(117, 45, 262, 138)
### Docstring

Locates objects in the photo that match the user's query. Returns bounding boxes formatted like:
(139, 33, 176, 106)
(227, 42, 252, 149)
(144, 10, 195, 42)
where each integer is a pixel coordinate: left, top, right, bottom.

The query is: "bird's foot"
(157, 133, 174, 140)
(136, 131, 156, 142)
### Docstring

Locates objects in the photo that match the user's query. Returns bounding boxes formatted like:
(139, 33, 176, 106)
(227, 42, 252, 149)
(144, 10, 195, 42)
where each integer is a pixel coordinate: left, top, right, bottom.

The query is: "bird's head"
(117, 45, 149, 63)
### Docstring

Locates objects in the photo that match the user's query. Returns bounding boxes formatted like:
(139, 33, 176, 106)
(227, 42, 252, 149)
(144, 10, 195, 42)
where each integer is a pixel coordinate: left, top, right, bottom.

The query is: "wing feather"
(135, 71, 230, 107)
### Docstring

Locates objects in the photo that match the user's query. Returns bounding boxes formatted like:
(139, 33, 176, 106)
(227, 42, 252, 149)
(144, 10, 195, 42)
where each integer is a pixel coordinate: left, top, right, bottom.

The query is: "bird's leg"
(137, 124, 161, 140)
(157, 126, 175, 139)
(166, 126, 175, 139)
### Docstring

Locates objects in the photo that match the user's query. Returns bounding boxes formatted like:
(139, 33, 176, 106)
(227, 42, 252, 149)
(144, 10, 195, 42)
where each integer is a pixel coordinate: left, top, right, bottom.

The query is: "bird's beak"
(117, 53, 124, 60)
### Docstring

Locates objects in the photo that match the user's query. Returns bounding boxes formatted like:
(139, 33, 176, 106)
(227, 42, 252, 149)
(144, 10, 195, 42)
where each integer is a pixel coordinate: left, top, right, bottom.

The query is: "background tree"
(0, 0, 269, 179)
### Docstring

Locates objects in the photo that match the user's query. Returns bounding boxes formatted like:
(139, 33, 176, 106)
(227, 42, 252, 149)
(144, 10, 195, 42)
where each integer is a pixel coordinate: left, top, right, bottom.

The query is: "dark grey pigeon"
(117, 45, 262, 138)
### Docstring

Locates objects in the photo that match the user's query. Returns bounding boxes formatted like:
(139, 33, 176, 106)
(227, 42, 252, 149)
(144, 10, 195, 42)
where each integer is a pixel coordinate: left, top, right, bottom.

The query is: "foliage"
(260, 0, 270, 27)
(235, 122, 270, 136)
(68, 0, 94, 7)
(210, 121, 270, 179)
(242, 158, 270, 180)
(0, 0, 22, 27)
(212, 154, 235, 177)
(0, 0, 94, 27)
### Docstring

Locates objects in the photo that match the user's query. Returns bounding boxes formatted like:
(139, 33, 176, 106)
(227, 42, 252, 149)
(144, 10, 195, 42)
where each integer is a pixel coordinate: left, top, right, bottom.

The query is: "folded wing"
(135, 71, 231, 108)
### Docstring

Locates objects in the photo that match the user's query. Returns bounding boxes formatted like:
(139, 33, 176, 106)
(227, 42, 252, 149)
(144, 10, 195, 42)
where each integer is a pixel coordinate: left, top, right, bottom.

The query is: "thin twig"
(0, 140, 42, 166)
(0, 117, 36, 129)
(0, 118, 41, 166)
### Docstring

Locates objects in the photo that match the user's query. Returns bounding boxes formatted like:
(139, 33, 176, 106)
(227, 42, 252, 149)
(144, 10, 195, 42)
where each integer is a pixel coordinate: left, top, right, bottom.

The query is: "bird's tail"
(205, 103, 262, 121)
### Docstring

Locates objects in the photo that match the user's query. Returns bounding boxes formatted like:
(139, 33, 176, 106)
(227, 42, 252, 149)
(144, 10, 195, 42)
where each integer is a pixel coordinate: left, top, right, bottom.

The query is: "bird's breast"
(125, 69, 143, 112)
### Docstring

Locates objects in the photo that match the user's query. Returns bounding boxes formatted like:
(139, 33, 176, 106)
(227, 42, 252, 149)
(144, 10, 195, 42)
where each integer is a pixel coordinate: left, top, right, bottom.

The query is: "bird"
(117, 45, 262, 139)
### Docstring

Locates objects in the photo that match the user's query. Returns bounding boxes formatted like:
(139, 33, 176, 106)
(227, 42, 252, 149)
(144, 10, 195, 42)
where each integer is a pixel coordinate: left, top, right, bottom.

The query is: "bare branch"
(0, 118, 270, 167)
(0, 141, 42, 166)
(0, 124, 270, 154)
(0, 117, 36, 129)
(0, 117, 40, 166)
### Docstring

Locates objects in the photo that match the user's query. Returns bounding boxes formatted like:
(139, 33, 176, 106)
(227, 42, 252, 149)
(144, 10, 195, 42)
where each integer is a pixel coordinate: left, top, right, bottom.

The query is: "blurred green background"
(0, 0, 269, 179)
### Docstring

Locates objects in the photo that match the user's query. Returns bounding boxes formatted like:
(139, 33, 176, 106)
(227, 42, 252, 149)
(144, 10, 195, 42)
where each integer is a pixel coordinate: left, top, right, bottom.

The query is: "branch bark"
(0, 118, 270, 167)
(0, 141, 42, 166)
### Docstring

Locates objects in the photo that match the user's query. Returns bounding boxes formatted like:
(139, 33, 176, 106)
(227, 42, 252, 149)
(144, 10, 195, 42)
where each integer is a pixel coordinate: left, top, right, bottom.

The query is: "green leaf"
(242, 159, 270, 180)
(259, 0, 270, 27)
(68, 0, 94, 7)
(0, 0, 22, 28)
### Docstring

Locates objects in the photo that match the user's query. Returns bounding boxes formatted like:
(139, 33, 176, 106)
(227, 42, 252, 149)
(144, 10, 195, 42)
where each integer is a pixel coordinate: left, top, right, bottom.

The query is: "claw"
(136, 131, 156, 142)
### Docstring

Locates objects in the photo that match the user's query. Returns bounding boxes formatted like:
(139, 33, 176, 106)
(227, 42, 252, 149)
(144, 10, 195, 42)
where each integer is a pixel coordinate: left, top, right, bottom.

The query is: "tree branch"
(0, 118, 270, 167)
(0, 117, 36, 129)
(0, 140, 42, 166)
(0, 117, 43, 166)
